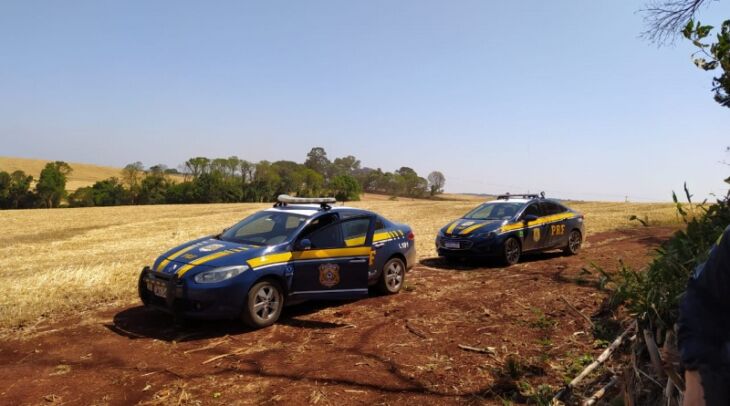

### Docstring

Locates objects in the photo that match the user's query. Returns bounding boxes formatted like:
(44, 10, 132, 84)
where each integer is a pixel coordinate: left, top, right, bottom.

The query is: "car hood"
(440, 218, 505, 237)
(153, 237, 270, 275)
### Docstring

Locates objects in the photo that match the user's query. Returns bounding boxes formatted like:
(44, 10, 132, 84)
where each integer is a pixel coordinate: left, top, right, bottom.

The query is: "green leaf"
(684, 182, 693, 204)
(683, 19, 695, 39)
(697, 24, 714, 39)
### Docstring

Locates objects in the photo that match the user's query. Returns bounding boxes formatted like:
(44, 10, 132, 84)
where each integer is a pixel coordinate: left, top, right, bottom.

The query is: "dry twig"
(559, 295, 595, 328)
(583, 375, 619, 406)
(457, 344, 496, 356)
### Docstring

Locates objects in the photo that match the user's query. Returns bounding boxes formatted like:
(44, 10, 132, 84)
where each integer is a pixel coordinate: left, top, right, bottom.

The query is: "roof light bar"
(274, 194, 337, 209)
(496, 192, 545, 200)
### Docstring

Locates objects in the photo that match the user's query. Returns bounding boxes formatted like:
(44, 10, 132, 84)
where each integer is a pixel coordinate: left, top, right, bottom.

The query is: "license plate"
(444, 241, 460, 249)
(147, 281, 167, 298)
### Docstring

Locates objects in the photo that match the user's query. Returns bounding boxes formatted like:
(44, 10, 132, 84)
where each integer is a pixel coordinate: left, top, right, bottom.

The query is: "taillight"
(407, 231, 415, 240)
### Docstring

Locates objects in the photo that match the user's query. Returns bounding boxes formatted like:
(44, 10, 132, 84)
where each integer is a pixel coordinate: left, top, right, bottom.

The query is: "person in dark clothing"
(678, 225, 730, 406)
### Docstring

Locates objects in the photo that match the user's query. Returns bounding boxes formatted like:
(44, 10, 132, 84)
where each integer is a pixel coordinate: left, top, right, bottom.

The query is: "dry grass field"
(0, 197, 679, 334)
(0, 156, 184, 191)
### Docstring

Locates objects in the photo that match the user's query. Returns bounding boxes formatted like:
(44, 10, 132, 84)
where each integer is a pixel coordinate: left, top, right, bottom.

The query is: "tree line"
(0, 147, 446, 209)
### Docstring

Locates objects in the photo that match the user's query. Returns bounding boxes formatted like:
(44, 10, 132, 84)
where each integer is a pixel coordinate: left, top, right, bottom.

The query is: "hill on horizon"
(0, 156, 130, 191)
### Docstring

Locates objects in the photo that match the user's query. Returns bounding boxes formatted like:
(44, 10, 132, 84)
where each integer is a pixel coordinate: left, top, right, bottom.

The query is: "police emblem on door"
(319, 263, 340, 288)
(533, 227, 541, 242)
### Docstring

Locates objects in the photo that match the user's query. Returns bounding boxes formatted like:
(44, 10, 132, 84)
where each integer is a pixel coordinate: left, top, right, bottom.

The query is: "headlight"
(194, 265, 248, 284)
(473, 231, 496, 239)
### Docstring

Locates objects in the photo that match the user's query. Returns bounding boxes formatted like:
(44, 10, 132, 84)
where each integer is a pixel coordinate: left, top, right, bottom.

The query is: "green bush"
(613, 185, 730, 332)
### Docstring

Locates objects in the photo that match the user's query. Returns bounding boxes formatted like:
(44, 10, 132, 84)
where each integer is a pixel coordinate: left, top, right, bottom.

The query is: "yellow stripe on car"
(446, 221, 460, 234)
(176, 249, 240, 277)
(500, 213, 576, 233)
(344, 230, 400, 247)
(156, 241, 208, 272)
(247, 247, 371, 269)
(460, 223, 487, 235)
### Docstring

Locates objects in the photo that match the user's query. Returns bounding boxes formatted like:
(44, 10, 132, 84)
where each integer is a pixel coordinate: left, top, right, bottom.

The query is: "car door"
(290, 215, 375, 300)
(542, 201, 569, 248)
(520, 202, 549, 252)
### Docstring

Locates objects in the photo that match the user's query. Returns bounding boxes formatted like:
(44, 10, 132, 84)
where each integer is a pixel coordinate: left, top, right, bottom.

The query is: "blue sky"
(1, 1, 728, 201)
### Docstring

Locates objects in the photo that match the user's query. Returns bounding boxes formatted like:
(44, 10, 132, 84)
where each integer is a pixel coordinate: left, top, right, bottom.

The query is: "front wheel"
(378, 257, 405, 294)
(501, 237, 521, 266)
(563, 230, 582, 255)
(138, 269, 150, 307)
(242, 280, 283, 329)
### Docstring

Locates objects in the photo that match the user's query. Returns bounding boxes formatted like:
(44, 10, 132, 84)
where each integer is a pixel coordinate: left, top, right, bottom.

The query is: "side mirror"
(522, 214, 539, 223)
(297, 239, 312, 250)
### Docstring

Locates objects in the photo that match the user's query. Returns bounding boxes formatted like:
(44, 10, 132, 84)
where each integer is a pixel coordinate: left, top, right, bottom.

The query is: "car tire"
(378, 257, 405, 294)
(563, 229, 582, 255)
(138, 269, 150, 307)
(443, 255, 461, 263)
(501, 237, 521, 266)
(242, 279, 284, 329)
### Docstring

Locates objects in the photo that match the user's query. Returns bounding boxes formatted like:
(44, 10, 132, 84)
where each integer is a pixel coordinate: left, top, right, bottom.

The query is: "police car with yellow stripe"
(435, 193, 584, 265)
(139, 195, 416, 328)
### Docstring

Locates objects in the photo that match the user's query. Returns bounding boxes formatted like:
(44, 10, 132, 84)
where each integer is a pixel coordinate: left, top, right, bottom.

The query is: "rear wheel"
(242, 280, 283, 329)
(501, 237, 521, 266)
(563, 230, 582, 255)
(378, 257, 405, 294)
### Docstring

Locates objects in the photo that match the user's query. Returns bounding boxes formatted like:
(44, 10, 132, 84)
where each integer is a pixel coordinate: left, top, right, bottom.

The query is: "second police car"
(139, 195, 416, 328)
(436, 193, 584, 265)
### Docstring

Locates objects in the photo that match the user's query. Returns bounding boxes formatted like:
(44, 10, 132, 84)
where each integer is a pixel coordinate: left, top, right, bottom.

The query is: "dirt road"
(0, 227, 675, 405)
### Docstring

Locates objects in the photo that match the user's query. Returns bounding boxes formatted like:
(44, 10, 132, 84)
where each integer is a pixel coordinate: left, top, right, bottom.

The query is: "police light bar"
(274, 195, 337, 209)
(277, 195, 336, 204)
(496, 192, 545, 200)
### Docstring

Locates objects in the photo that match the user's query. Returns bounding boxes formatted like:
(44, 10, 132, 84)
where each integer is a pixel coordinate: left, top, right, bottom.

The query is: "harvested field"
(0, 226, 676, 405)
(0, 199, 677, 333)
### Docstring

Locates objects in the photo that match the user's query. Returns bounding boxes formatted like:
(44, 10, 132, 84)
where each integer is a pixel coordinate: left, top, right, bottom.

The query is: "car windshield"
(463, 202, 523, 220)
(219, 211, 307, 246)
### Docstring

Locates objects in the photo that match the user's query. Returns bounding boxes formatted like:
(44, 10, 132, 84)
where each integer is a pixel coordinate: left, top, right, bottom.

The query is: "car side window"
(342, 218, 372, 246)
(541, 202, 566, 215)
(522, 203, 541, 218)
(306, 222, 344, 249)
(375, 218, 385, 230)
(304, 217, 371, 249)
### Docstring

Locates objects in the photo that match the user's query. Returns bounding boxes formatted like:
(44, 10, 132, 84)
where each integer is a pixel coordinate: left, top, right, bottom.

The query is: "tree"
(642, 0, 730, 107)
(304, 147, 331, 177)
(332, 155, 361, 177)
(0, 171, 10, 208)
(301, 168, 324, 197)
(90, 177, 130, 206)
(396, 167, 423, 197)
(184, 157, 210, 179)
(138, 166, 169, 204)
(36, 161, 72, 208)
(0, 170, 35, 209)
(121, 162, 144, 203)
(330, 174, 362, 202)
(427, 171, 446, 196)
(683, 19, 730, 107)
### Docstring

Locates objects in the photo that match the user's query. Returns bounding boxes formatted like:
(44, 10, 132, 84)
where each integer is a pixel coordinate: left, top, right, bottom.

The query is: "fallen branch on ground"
(553, 320, 638, 402)
(458, 344, 496, 355)
(583, 375, 618, 406)
(405, 320, 427, 339)
(202, 348, 248, 365)
(559, 295, 595, 328)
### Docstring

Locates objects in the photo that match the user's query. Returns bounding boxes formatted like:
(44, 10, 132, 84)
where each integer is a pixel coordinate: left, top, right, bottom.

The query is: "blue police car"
(138, 195, 416, 328)
(435, 193, 584, 265)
